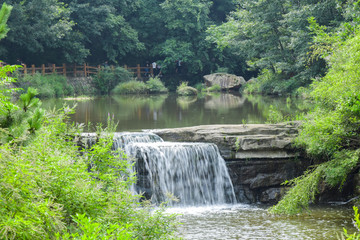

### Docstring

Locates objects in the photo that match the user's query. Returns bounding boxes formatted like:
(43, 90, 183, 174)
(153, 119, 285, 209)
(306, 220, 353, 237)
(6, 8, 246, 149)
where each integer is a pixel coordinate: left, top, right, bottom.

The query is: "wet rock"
(203, 73, 246, 90)
(260, 188, 282, 203)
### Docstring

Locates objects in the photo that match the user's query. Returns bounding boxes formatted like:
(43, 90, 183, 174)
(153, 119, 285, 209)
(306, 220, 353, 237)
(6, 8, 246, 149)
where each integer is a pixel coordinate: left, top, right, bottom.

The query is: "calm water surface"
(42, 93, 308, 131)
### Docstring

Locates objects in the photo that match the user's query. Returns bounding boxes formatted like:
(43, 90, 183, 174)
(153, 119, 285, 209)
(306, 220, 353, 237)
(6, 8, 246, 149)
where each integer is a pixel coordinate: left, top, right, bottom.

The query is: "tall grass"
(112, 77, 168, 94)
(18, 73, 74, 98)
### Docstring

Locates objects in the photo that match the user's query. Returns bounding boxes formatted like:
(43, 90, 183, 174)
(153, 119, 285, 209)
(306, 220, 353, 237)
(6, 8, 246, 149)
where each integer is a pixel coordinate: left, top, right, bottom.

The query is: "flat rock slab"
(150, 123, 300, 160)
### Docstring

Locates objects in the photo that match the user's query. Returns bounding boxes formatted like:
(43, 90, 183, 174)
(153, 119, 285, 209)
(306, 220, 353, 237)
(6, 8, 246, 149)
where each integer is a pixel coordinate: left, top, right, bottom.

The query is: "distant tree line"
(1, 0, 359, 93)
(0, 0, 239, 78)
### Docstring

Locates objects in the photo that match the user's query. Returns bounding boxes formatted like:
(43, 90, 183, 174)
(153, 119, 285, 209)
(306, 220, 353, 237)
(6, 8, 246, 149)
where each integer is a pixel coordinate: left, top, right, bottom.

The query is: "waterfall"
(124, 140, 237, 206)
(112, 132, 163, 150)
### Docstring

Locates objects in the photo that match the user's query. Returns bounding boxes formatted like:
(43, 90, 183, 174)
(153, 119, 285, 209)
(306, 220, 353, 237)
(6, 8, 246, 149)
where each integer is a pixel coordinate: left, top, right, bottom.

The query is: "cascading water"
(123, 138, 237, 206)
(112, 132, 163, 150)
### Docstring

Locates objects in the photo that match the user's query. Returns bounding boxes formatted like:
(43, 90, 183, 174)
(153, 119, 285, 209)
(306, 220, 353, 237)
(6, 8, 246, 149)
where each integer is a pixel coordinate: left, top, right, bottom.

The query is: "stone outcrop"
(203, 73, 246, 90)
(151, 123, 309, 204)
(151, 124, 300, 160)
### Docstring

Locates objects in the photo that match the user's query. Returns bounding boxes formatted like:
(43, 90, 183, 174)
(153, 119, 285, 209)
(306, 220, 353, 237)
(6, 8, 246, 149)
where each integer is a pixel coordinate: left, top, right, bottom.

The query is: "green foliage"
(194, 83, 206, 91)
(266, 105, 287, 124)
(20, 87, 41, 112)
(0, 66, 178, 238)
(18, 74, 74, 98)
(113, 80, 148, 95)
(269, 166, 324, 215)
(58, 213, 133, 240)
(270, 150, 359, 215)
(0, 3, 12, 40)
(27, 108, 45, 134)
(146, 77, 168, 94)
(343, 206, 360, 240)
(92, 67, 132, 95)
(0, 106, 178, 239)
(112, 77, 169, 95)
(204, 84, 221, 92)
(271, 21, 360, 215)
(176, 82, 198, 96)
(207, 0, 344, 95)
(0, 64, 20, 116)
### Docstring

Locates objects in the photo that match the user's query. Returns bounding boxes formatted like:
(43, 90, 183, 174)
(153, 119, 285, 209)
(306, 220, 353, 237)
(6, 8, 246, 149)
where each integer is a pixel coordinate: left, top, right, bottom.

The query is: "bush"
(0, 107, 179, 239)
(93, 67, 132, 95)
(146, 77, 168, 93)
(112, 80, 148, 94)
(270, 27, 360, 215)
(194, 83, 205, 92)
(176, 82, 198, 96)
(203, 84, 221, 92)
(18, 73, 74, 98)
(0, 68, 179, 239)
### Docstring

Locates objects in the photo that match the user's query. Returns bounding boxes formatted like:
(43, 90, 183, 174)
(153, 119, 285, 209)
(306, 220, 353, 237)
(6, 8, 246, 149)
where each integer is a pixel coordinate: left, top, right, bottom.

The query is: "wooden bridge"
(1, 63, 153, 78)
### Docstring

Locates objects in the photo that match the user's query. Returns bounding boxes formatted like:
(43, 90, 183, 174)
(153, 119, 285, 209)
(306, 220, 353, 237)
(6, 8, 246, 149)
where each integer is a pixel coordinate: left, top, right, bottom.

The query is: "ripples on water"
(166, 204, 355, 240)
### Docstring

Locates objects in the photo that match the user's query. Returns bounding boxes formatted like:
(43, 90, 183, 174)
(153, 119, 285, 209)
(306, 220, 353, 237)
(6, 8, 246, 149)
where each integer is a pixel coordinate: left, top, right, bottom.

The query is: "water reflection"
(204, 93, 245, 111)
(41, 93, 310, 131)
(177, 95, 198, 110)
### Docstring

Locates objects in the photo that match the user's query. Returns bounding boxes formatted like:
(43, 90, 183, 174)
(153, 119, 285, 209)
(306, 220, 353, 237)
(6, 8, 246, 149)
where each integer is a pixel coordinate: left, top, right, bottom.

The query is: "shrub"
(0, 107, 179, 239)
(146, 77, 168, 93)
(270, 25, 360, 215)
(92, 67, 132, 95)
(112, 80, 148, 94)
(18, 73, 74, 98)
(0, 69, 179, 239)
(203, 84, 221, 92)
(176, 82, 198, 96)
(194, 83, 205, 92)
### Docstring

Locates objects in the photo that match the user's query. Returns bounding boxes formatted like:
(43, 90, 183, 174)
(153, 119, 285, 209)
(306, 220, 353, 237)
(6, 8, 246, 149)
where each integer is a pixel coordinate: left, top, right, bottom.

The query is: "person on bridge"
(175, 59, 182, 73)
(152, 61, 157, 77)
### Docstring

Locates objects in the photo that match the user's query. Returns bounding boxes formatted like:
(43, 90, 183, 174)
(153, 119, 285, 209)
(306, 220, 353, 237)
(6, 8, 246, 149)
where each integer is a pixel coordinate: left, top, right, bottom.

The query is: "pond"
(42, 92, 308, 131)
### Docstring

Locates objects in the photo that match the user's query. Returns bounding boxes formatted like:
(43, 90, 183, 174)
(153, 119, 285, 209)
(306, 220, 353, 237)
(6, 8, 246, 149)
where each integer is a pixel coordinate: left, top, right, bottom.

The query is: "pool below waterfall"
(167, 204, 354, 240)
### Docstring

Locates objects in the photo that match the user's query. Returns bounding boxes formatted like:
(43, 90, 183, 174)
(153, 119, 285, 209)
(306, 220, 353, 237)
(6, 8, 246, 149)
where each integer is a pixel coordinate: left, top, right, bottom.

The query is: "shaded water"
(42, 93, 308, 131)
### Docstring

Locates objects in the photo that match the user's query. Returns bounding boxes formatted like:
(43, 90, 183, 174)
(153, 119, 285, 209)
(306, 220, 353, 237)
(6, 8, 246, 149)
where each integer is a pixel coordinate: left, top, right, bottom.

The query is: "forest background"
(1, 0, 357, 95)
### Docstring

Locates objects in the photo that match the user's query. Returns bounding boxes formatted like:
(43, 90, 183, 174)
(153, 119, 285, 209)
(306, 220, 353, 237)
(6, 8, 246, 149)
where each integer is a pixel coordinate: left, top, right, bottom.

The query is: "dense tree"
(270, 1, 360, 214)
(207, 0, 344, 94)
(0, 0, 76, 64)
(0, 0, 239, 79)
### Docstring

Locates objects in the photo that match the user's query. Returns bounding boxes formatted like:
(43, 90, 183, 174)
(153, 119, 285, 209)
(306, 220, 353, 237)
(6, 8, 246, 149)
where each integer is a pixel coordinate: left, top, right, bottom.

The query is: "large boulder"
(203, 73, 246, 90)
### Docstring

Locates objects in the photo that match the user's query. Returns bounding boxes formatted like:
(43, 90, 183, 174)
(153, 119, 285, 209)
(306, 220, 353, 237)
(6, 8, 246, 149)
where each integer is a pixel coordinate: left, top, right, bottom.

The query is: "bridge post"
(137, 64, 141, 78)
(31, 65, 35, 75)
(42, 64, 45, 75)
(84, 63, 87, 77)
(63, 64, 66, 76)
